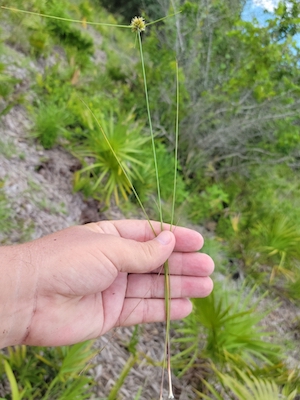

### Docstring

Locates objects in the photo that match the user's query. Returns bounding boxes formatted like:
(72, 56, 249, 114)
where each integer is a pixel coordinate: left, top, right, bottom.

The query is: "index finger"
(96, 220, 204, 252)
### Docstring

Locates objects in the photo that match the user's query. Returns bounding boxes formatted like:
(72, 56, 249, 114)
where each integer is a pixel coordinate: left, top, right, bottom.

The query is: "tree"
(138, 0, 300, 179)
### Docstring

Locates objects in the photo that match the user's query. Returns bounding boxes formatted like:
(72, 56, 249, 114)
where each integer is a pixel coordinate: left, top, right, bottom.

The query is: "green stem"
(170, 61, 179, 229)
(1, 6, 130, 28)
(107, 354, 138, 400)
(164, 260, 174, 399)
(138, 30, 175, 398)
(146, 11, 182, 27)
(137, 32, 163, 228)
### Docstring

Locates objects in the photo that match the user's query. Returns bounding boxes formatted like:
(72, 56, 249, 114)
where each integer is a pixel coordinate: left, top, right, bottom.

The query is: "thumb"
(113, 230, 176, 274)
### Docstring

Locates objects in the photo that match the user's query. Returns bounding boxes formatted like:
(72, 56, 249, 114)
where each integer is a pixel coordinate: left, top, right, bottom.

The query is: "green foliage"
(45, 1, 94, 68)
(133, 141, 188, 213)
(139, 0, 300, 176)
(0, 341, 96, 399)
(0, 38, 24, 114)
(197, 366, 298, 400)
(0, 184, 34, 244)
(15, 11, 52, 57)
(251, 216, 300, 280)
(284, 267, 300, 301)
(0, 64, 20, 100)
(131, 33, 189, 133)
(271, 0, 300, 40)
(195, 284, 279, 363)
(2, 0, 300, 395)
(214, 165, 300, 284)
(73, 108, 151, 204)
(32, 101, 72, 149)
(0, 186, 14, 238)
(34, 63, 75, 106)
(172, 282, 281, 379)
(274, 118, 300, 154)
(187, 184, 229, 224)
(201, 237, 227, 274)
(107, 354, 138, 400)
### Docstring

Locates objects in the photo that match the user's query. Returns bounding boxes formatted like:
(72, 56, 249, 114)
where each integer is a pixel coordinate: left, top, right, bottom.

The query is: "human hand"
(0, 220, 214, 348)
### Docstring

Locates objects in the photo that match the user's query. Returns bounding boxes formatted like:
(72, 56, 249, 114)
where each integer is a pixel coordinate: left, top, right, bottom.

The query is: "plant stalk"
(137, 31, 163, 228)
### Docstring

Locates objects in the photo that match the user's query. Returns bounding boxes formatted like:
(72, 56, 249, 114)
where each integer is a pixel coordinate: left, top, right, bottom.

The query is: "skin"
(0, 220, 214, 349)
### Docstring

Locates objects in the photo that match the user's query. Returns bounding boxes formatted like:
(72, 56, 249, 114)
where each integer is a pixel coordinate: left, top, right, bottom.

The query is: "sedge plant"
(1, 4, 182, 399)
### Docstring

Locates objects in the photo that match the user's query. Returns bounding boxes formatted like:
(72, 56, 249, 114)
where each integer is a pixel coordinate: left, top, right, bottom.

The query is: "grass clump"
(32, 101, 71, 149)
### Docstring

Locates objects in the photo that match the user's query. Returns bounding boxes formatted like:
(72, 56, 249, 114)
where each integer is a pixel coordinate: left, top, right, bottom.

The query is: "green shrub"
(210, 165, 300, 281)
(34, 64, 75, 107)
(45, 1, 94, 58)
(132, 141, 188, 212)
(186, 184, 229, 224)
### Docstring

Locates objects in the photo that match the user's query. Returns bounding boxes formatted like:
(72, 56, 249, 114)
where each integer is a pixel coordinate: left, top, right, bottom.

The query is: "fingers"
(126, 274, 213, 299)
(152, 252, 215, 277)
(95, 220, 204, 252)
(100, 230, 176, 274)
(117, 298, 193, 327)
(107, 230, 213, 275)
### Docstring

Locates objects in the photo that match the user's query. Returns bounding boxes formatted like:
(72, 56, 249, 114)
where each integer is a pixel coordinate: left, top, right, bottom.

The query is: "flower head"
(130, 16, 146, 33)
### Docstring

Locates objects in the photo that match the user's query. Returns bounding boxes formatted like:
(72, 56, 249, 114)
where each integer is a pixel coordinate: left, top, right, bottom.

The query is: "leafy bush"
(44, 1, 94, 67)
(34, 64, 75, 107)
(186, 184, 229, 224)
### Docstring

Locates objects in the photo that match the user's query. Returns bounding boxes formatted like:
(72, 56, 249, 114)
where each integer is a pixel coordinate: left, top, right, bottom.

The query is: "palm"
(19, 220, 213, 347)
(28, 272, 129, 346)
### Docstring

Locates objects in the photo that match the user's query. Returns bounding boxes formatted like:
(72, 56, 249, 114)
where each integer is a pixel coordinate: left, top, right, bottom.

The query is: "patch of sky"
(242, 0, 300, 47)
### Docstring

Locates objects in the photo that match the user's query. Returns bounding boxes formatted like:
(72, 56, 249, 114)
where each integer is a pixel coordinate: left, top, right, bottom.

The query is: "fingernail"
(155, 231, 173, 245)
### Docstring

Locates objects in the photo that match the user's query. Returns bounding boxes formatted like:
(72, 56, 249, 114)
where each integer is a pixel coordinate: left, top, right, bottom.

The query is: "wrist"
(0, 243, 38, 348)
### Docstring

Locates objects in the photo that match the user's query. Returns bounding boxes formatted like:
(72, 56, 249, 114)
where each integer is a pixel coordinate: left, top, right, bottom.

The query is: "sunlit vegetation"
(0, 0, 300, 398)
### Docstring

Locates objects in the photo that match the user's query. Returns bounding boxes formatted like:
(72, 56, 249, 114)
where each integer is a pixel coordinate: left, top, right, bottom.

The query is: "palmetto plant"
(251, 216, 300, 281)
(73, 109, 151, 205)
(172, 282, 281, 378)
(197, 366, 298, 400)
(0, 342, 97, 400)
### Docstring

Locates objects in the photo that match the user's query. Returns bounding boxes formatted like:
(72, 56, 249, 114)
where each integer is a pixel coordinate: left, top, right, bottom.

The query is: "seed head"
(130, 16, 146, 33)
